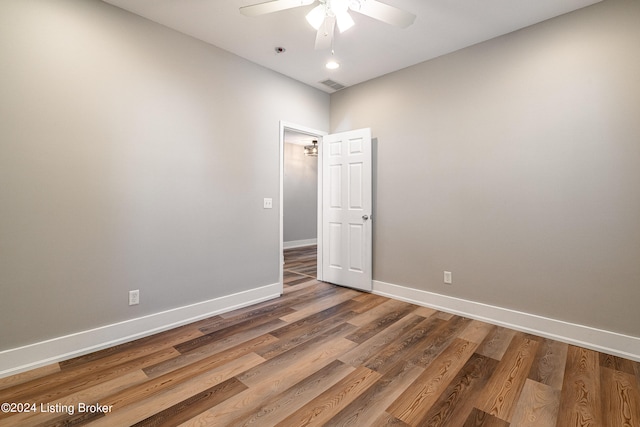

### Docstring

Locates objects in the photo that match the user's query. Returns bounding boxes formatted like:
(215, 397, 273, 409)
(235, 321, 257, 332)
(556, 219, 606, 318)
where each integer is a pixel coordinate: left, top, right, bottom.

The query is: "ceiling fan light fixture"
(240, 0, 416, 51)
(305, 4, 326, 30)
(330, 0, 349, 15)
(336, 11, 354, 32)
(304, 140, 319, 156)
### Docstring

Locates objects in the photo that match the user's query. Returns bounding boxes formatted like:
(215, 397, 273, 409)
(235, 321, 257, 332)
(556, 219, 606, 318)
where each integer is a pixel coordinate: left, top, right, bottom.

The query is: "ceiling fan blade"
(315, 16, 335, 50)
(354, 0, 416, 28)
(240, 0, 315, 17)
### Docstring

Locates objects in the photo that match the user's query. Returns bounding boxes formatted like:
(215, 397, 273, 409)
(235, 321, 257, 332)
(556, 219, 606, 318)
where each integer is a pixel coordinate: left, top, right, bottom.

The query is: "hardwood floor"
(1, 245, 639, 426)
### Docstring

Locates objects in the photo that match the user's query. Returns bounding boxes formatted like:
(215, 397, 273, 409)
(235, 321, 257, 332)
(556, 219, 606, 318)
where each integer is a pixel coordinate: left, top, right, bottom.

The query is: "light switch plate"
(263, 198, 273, 209)
(129, 290, 140, 305)
(444, 271, 452, 284)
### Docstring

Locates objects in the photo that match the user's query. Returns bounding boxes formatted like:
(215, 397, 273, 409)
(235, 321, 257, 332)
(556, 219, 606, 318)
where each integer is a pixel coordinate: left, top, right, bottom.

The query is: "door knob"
(362, 215, 369, 220)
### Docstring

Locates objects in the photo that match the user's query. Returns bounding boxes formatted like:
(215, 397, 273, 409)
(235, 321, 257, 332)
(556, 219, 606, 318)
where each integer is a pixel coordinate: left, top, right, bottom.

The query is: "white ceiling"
(102, 0, 601, 93)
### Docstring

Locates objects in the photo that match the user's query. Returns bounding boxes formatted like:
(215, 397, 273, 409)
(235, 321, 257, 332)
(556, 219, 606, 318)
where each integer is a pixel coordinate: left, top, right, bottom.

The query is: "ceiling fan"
(240, 0, 416, 50)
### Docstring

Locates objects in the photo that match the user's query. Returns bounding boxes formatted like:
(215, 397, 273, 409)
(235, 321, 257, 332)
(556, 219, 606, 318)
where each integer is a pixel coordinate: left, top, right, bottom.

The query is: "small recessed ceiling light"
(326, 60, 340, 69)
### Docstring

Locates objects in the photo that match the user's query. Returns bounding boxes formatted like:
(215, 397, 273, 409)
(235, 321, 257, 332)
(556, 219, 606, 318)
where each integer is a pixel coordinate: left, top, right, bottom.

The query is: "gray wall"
(283, 143, 318, 244)
(0, 0, 329, 350)
(331, 0, 640, 337)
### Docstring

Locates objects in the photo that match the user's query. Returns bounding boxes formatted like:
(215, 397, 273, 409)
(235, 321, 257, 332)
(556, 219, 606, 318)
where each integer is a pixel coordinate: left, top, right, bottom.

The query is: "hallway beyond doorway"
(283, 245, 317, 281)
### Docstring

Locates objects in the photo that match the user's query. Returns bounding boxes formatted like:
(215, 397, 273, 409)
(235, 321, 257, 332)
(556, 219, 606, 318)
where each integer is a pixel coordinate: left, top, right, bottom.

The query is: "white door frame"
(279, 121, 327, 292)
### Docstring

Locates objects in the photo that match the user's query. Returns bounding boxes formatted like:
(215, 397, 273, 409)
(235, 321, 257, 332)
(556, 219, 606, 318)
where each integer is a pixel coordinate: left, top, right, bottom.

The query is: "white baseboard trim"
(0, 283, 282, 379)
(373, 280, 640, 362)
(283, 238, 317, 249)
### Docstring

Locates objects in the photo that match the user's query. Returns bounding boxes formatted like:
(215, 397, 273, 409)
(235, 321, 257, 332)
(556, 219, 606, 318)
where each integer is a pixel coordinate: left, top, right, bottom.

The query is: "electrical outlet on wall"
(129, 290, 140, 306)
(444, 271, 452, 284)
(263, 198, 273, 209)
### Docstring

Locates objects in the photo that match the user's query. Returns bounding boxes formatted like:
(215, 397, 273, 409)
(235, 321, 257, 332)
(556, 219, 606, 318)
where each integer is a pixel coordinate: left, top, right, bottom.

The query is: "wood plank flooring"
(1, 245, 639, 426)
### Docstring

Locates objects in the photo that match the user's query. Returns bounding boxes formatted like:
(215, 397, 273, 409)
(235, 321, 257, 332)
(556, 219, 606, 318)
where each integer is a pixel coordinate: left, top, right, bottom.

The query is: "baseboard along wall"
(0, 283, 282, 379)
(372, 280, 640, 363)
(3, 278, 639, 379)
(283, 238, 317, 249)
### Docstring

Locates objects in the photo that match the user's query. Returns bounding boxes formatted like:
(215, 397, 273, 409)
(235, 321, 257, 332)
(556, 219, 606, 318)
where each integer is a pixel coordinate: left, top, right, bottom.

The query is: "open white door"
(321, 128, 372, 291)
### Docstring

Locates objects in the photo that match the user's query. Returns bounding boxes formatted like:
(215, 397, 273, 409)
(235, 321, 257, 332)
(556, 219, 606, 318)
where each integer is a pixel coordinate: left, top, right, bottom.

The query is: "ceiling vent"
(320, 79, 346, 91)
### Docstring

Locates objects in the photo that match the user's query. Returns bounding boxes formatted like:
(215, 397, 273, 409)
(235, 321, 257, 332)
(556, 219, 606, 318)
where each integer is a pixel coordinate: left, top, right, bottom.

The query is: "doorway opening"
(278, 121, 326, 292)
(283, 131, 318, 250)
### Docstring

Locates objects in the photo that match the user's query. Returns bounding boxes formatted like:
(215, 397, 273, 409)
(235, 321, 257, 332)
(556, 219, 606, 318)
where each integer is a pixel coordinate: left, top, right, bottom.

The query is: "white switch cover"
(263, 198, 273, 209)
(444, 271, 452, 284)
(129, 290, 140, 305)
